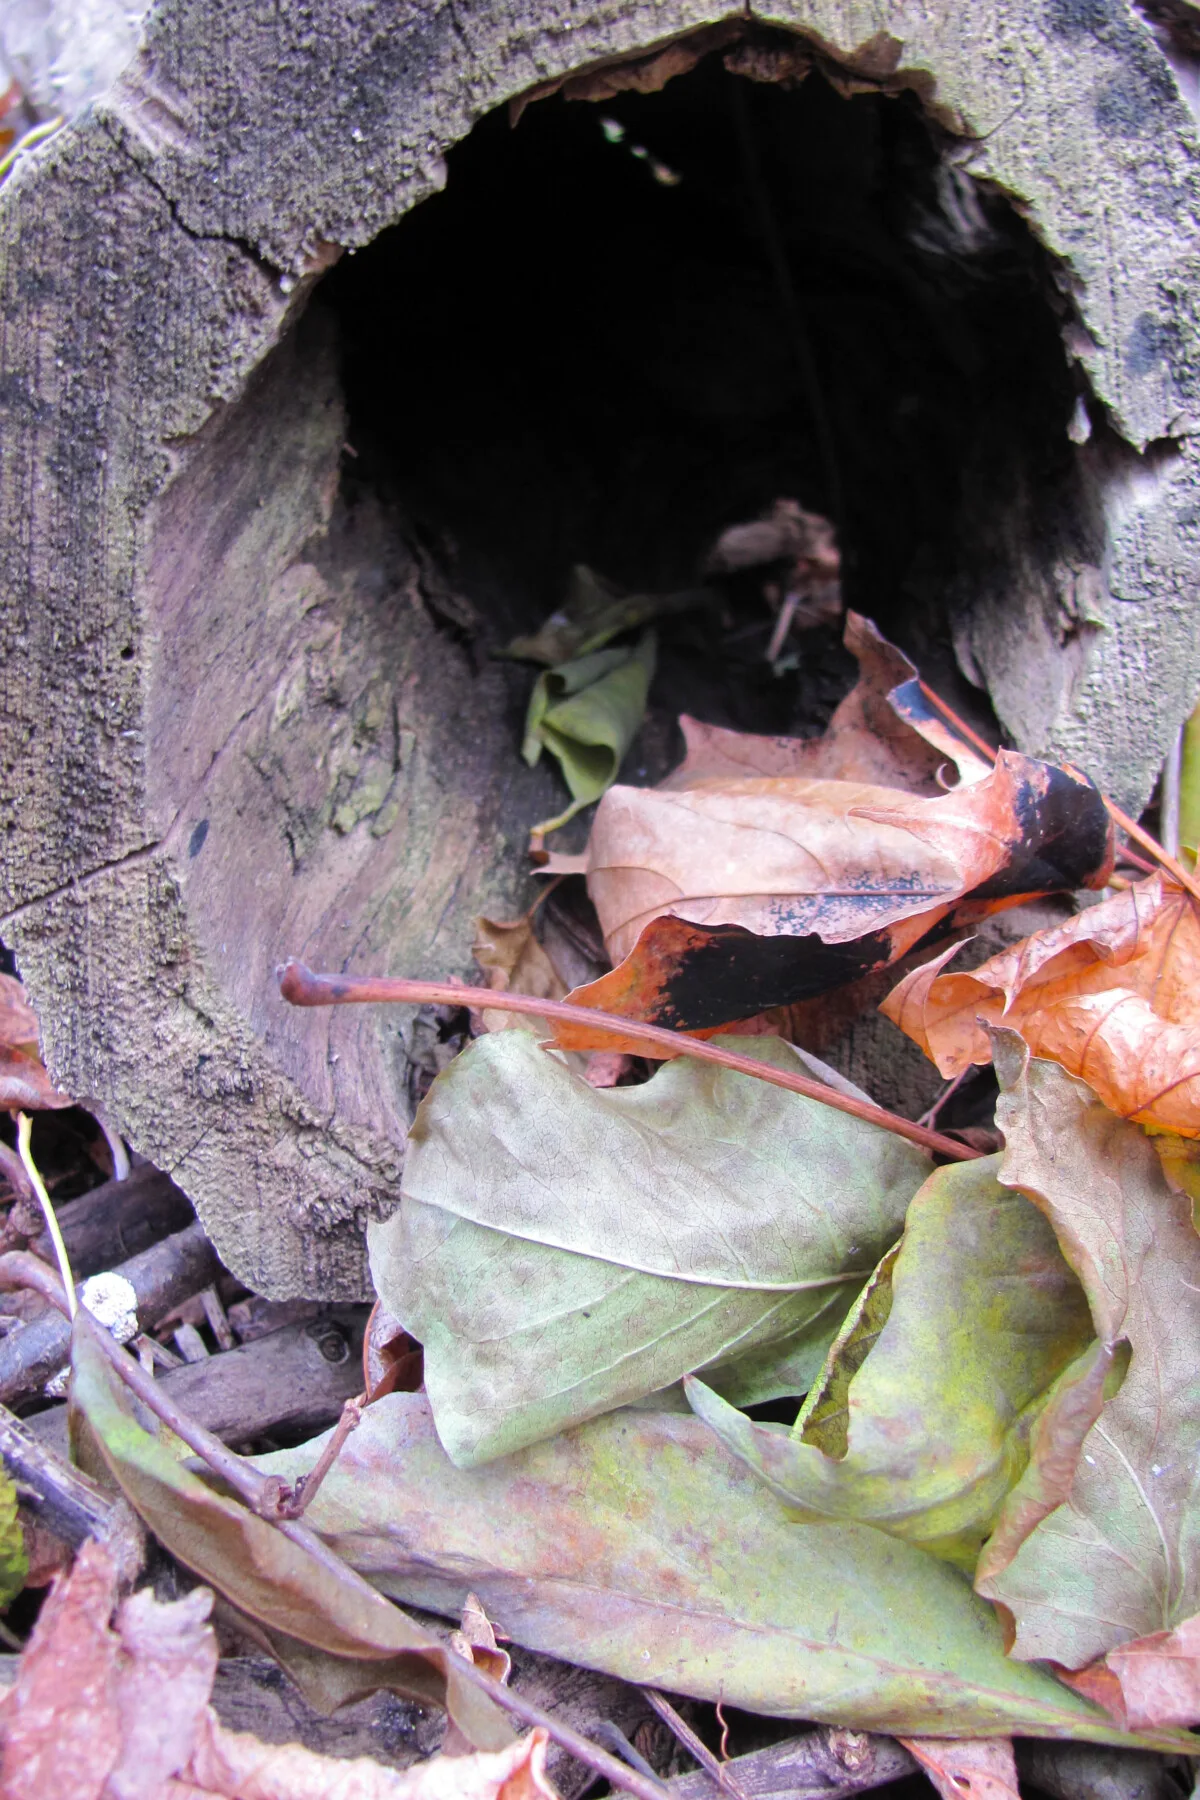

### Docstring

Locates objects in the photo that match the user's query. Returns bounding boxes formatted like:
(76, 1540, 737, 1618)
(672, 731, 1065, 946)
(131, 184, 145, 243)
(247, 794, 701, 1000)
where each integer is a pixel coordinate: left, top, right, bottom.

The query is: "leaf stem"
(278, 962, 977, 1161)
(0, 1252, 680, 1800)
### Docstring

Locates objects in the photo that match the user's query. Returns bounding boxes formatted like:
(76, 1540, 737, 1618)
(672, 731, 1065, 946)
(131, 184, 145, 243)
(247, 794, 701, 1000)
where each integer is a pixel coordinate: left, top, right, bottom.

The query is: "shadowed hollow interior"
(317, 47, 1090, 752)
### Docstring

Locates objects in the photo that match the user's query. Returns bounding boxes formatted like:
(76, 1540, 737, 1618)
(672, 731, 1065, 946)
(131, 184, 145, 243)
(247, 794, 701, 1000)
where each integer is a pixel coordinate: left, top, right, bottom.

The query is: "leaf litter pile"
(2, 586, 1200, 1799)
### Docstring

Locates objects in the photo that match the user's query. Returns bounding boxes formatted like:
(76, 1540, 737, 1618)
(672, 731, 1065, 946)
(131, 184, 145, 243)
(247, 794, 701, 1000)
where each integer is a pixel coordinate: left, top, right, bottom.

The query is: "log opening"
(315, 48, 1089, 750)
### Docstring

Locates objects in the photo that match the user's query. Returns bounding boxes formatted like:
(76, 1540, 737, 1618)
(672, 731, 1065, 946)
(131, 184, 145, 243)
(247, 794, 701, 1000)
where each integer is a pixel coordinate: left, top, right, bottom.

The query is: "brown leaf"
(551, 749, 1110, 1051)
(0, 1538, 216, 1800)
(899, 1737, 1021, 1800)
(473, 916, 568, 1035)
(0, 1525, 550, 1800)
(1059, 1615, 1200, 1732)
(883, 876, 1200, 1136)
(180, 1716, 554, 1800)
(0, 974, 72, 1112)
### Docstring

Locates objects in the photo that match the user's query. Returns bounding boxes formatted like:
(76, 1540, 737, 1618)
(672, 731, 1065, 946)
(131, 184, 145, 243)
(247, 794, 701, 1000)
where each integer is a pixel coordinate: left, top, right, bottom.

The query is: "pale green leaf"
(0, 1465, 25, 1610)
(252, 1392, 1193, 1748)
(368, 1031, 931, 1466)
(688, 1156, 1095, 1570)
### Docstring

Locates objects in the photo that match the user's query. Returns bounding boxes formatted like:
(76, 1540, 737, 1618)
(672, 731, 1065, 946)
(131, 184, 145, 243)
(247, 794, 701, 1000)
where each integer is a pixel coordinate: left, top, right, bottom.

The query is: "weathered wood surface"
(2, 1, 1200, 1295)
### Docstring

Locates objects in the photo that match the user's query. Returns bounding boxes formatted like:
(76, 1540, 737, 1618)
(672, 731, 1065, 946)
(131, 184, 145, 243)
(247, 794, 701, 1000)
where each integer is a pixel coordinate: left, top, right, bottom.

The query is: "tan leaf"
(883, 876, 1200, 1136)
(180, 1715, 554, 1800)
(899, 1737, 1020, 1800)
(472, 916, 568, 1035)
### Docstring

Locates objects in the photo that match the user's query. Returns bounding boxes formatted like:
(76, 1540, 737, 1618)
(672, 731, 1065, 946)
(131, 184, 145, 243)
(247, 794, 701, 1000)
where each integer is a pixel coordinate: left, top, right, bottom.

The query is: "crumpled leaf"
(67, 1319, 513, 1751)
(687, 1155, 1094, 1571)
(542, 618, 1110, 1047)
(504, 563, 707, 665)
(974, 1038, 1200, 1698)
(899, 1737, 1020, 1800)
(253, 1391, 1192, 1747)
(883, 875, 1200, 1136)
(523, 630, 656, 839)
(0, 1535, 549, 1800)
(368, 1028, 930, 1466)
(0, 1537, 216, 1800)
(0, 972, 72, 1111)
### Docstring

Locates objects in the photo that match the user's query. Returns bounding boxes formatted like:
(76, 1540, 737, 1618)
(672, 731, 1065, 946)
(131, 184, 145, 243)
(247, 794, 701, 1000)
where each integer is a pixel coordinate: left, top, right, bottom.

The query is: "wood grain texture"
(2, 0, 1200, 1295)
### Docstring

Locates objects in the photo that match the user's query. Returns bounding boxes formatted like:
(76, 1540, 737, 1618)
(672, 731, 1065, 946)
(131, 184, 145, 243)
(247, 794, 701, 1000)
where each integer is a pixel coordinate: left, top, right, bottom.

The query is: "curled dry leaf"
(975, 1037, 1200, 1718)
(0, 973, 72, 1112)
(687, 1155, 1094, 1571)
(253, 1391, 1190, 1746)
(367, 1028, 931, 1465)
(523, 632, 656, 839)
(0, 1537, 550, 1800)
(898, 1737, 1021, 1800)
(544, 616, 1110, 1048)
(883, 876, 1200, 1136)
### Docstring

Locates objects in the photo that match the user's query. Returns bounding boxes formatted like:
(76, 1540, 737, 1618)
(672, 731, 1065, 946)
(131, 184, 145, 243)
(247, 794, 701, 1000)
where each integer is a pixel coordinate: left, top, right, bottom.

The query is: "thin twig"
(646, 1690, 750, 1800)
(766, 591, 799, 663)
(0, 1252, 681, 1800)
(1162, 727, 1183, 860)
(278, 962, 977, 1162)
(917, 1066, 971, 1131)
(16, 1114, 75, 1319)
(276, 1392, 364, 1518)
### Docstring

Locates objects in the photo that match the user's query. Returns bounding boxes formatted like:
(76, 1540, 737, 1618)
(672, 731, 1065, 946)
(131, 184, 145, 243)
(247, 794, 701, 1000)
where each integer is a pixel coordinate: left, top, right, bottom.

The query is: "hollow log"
(3, 1, 1200, 1295)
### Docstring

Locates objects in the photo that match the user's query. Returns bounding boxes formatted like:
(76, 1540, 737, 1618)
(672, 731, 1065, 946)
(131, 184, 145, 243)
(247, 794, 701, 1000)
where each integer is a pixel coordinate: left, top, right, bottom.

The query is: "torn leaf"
(524, 631, 656, 839)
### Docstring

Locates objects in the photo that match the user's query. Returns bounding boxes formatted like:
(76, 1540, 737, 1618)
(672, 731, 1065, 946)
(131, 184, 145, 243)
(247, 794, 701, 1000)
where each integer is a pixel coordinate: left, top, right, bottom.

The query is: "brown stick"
(276, 1392, 364, 1518)
(646, 1689, 750, 1800)
(0, 1254, 681, 1800)
(664, 1728, 915, 1800)
(278, 962, 977, 1162)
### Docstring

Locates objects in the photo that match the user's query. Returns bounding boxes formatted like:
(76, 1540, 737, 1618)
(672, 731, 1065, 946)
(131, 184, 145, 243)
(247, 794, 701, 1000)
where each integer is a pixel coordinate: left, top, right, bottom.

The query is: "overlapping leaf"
(687, 1155, 1094, 1570)
(884, 876, 1200, 1136)
(975, 1039, 1200, 1708)
(253, 1391, 1191, 1746)
(504, 563, 708, 665)
(368, 1029, 931, 1466)
(523, 631, 656, 838)
(68, 1319, 513, 1751)
(542, 616, 1111, 1049)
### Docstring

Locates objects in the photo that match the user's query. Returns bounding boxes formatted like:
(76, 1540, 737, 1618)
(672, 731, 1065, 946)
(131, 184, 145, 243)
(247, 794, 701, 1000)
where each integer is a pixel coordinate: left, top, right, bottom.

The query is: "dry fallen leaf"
(473, 915, 568, 1035)
(975, 1037, 1200, 1712)
(0, 974, 72, 1112)
(883, 875, 1200, 1136)
(899, 1737, 1021, 1800)
(0, 1537, 552, 1800)
(1063, 1614, 1200, 1732)
(541, 615, 1109, 1048)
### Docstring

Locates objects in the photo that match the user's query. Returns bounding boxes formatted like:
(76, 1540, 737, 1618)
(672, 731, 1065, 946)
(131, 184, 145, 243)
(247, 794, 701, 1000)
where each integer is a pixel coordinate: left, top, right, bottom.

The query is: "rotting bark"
(3, 1, 1200, 1295)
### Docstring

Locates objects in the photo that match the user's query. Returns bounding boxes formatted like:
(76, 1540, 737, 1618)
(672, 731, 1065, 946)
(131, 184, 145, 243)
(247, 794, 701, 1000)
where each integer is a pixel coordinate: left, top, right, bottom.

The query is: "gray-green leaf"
(368, 1031, 931, 1465)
